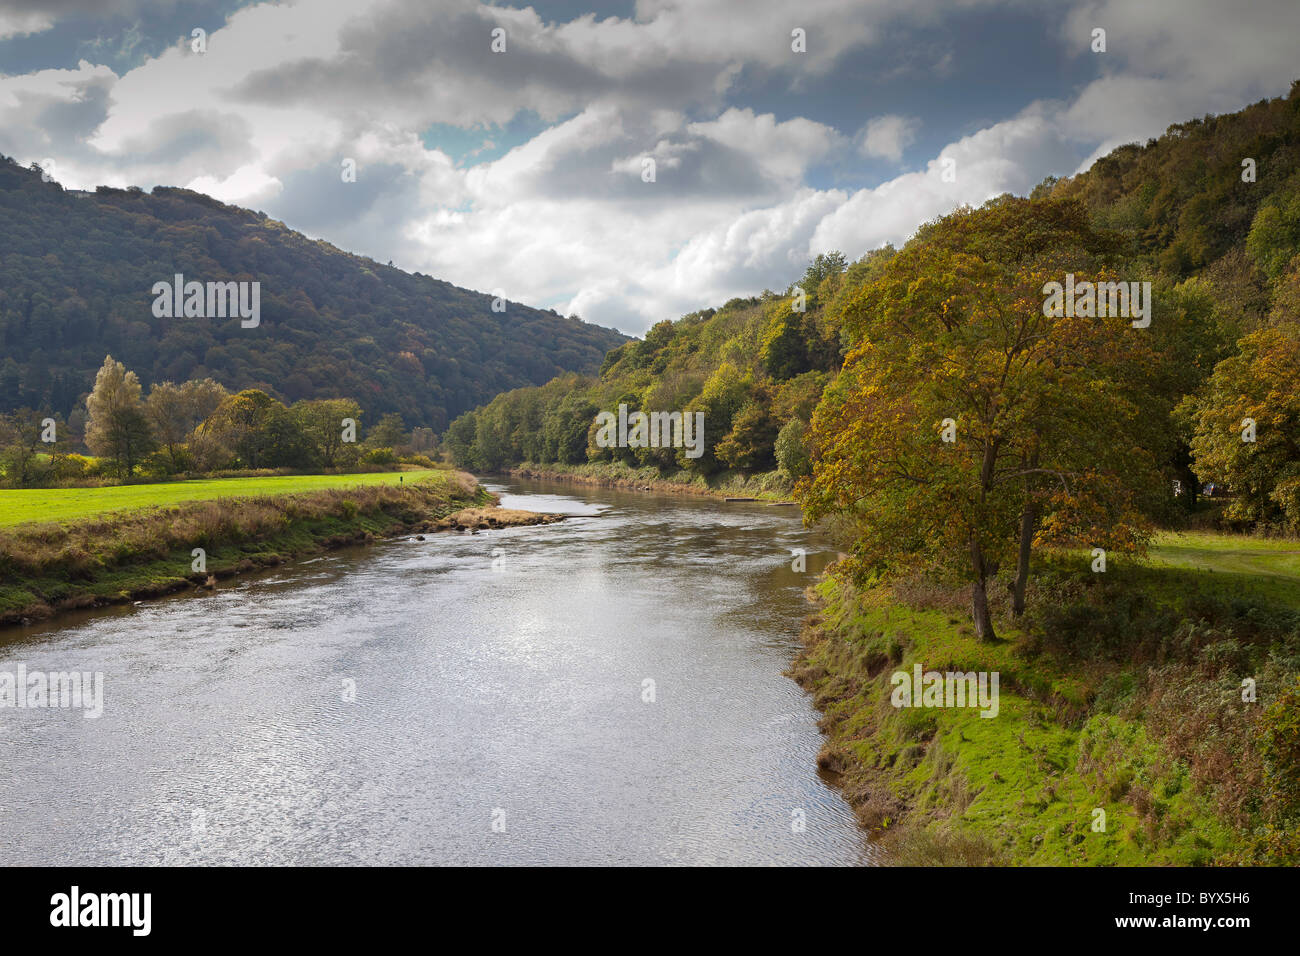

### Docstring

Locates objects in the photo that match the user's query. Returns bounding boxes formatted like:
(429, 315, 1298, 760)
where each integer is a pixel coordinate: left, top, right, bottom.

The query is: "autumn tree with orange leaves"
(798, 198, 1162, 641)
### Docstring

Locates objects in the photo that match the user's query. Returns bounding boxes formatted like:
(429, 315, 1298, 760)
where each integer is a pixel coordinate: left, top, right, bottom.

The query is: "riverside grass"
(0, 470, 436, 527)
(790, 533, 1300, 866)
(0, 470, 490, 625)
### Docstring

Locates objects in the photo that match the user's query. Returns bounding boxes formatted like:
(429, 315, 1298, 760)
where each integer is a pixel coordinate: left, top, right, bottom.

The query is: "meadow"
(0, 470, 441, 527)
(0, 469, 484, 625)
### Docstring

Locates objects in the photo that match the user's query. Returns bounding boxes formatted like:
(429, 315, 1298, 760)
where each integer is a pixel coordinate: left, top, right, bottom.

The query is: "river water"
(0, 477, 873, 866)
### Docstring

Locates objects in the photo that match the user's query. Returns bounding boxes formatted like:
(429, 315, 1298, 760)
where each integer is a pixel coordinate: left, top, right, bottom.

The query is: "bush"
(1262, 678, 1300, 812)
(401, 453, 438, 468)
(774, 417, 811, 479)
(50, 454, 92, 481)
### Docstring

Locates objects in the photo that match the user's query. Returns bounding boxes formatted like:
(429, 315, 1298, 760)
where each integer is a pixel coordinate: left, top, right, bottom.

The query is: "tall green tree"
(85, 355, 155, 477)
(1190, 322, 1300, 530)
(366, 412, 408, 450)
(799, 198, 1159, 639)
(0, 410, 58, 487)
(206, 389, 308, 470)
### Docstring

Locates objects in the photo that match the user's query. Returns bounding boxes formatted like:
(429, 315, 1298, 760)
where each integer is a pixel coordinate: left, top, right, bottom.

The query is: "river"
(0, 476, 874, 865)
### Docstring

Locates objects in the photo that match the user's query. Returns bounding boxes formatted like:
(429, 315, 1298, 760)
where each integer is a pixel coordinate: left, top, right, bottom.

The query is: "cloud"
(1059, 0, 1300, 156)
(0, 0, 191, 38)
(688, 108, 843, 184)
(815, 109, 1082, 257)
(0, 8, 53, 40)
(857, 114, 920, 163)
(3, 0, 1300, 337)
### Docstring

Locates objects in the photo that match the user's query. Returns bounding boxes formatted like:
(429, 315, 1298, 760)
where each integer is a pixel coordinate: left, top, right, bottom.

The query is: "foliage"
(1190, 322, 1300, 530)
(446, 256, 852, 481)
(0, 158, 626, 429)
(798, 197, 1160, 638)
(85, 355, 155, 477)
(774, 417, 811, 479)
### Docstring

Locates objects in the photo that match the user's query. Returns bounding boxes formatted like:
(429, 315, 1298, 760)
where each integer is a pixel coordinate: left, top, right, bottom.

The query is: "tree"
(1190, 322, 1300, 530)
(409, 427, 438, 455)
(444, 412, 479, 469)
(798, 199, 1159, 640)
(366, 412, 408, 450)
(0, 410, 59, 487)
(542, 393, 597, 465)
(1246, 187, 1300, 281)
(145, 378, 229, 472)
(85, 355, 155, 477)
(205, 389, 309, 470)
(716, 397, 779, 472)
(292, 398, 363, 469)
(798, 251, 848, 296)
(759, 304, 811, 379)
(692, 362, 751, 474)
(774, 417, 811, 479)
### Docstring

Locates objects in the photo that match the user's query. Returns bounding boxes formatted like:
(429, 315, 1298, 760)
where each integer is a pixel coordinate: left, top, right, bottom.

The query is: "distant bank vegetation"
(0, 355, 442, 489)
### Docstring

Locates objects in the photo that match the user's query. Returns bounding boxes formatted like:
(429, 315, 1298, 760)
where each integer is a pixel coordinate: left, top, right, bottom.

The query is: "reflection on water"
(0, 477, 874, 865)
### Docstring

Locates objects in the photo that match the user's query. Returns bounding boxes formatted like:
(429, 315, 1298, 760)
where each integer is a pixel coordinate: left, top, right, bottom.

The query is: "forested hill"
(448, 81, 1300, 506)
(0, 158, 627, 429)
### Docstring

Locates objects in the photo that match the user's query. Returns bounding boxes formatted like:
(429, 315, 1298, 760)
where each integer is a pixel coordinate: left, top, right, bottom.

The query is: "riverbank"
(0, 472, 563, 627)
(0, 469, 439, 527)
(507, 461, 796, 501)
(789, 551, 1300, 865)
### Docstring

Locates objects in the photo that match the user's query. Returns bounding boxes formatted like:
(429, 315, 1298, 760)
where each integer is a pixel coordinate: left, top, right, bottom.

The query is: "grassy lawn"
(0, 470, 445, 527)
(1144, 530, 1300, 605)
(1150, 530, 1300, 577)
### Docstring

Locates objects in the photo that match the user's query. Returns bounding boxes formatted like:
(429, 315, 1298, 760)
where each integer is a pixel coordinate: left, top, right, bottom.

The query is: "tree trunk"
(972, 573, 996, 642)
(1011, 501, 1036, 617)
(969, 534, 997, 642)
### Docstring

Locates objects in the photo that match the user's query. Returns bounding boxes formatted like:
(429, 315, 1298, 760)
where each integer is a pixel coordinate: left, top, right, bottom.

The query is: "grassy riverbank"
(508, 461, 795, 500)
(0, 470, 557, 626)
(790, 533, 1300, 865)
(0, 470, 434, 527)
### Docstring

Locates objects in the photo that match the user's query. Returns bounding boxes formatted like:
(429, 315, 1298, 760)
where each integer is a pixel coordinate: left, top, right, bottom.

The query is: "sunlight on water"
(0, 478, 875, 866)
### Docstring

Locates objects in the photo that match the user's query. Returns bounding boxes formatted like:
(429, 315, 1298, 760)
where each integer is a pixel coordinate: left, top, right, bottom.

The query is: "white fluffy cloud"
(858, 114, 920, 162)
(4, 0, 1300, 334)
(814, 109, 1082, 255)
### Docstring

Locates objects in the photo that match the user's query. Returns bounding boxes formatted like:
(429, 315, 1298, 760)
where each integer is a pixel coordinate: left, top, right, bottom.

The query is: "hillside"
(449, 82, 1300, 504)
(444, 249, 863, 479)
(0, 159, 627, 430)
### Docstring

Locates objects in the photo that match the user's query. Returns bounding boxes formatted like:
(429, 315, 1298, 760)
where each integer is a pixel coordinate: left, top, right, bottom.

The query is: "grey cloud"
(229, 2, 731, 128)
(267, 159, 416, 240)
(113, 108, 256, 171)
(0, 0, 184, 21)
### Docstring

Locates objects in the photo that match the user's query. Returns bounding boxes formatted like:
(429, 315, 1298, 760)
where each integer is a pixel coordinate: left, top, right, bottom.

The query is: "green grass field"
(0, 471, 446, 527)
(1144, 530, 1300, 605)
(1149, 530, 1300, 577)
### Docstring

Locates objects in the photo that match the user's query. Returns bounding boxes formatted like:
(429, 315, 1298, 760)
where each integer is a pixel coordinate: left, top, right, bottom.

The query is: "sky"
(1, 0, 1298, 336)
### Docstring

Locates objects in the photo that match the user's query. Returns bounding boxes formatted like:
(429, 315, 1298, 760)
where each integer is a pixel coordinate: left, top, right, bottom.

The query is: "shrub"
(400, 453, 438, 468)
(1261, 678, 1300, 812)
(774, 417, 810, 479)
